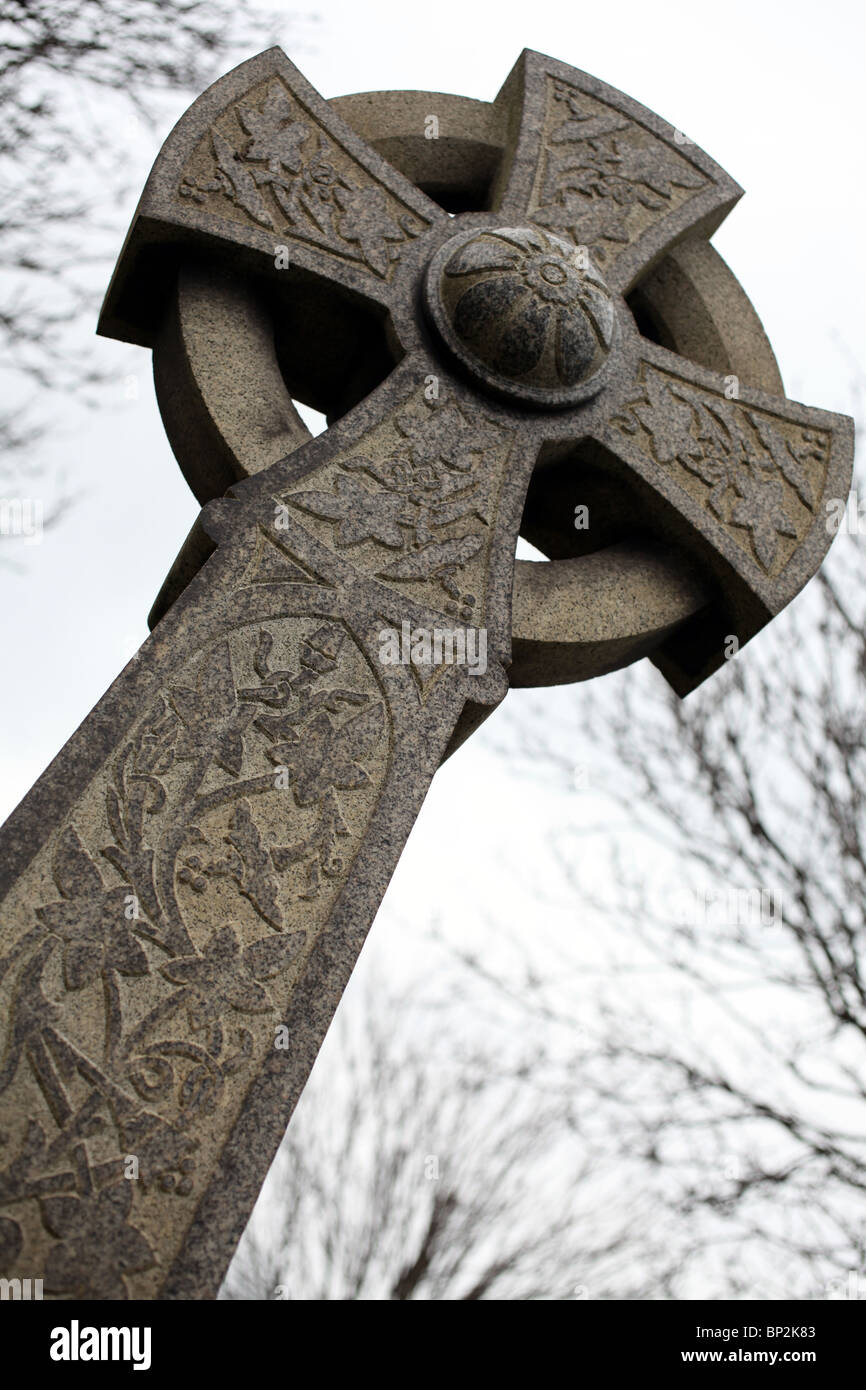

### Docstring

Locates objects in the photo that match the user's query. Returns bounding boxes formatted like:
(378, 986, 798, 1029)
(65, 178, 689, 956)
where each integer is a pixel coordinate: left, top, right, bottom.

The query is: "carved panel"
(282, 384, 516, 622)
(0, 616, 390, 1298)
(179, 77, 427, 280)
(529, 77, 708, 266)
(612, 364, 831, 575)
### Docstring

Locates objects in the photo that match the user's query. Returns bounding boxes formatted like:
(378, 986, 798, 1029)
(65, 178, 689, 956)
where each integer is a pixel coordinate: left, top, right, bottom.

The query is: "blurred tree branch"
(221, 962, 675, 1301)
(459, 366, 866, 1298)
(0, 0, 299, 481)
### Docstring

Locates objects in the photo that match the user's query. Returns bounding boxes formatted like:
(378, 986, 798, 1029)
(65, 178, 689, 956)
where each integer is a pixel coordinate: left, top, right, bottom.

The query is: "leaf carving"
(270, 701, 385, 807)
(378, 534, 483, 581)
(53, 826, 102, 900)
(211, 129, 275, 229)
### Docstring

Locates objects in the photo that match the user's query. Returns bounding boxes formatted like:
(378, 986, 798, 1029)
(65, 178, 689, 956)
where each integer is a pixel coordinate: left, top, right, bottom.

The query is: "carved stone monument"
(0, 48, 853, 1299)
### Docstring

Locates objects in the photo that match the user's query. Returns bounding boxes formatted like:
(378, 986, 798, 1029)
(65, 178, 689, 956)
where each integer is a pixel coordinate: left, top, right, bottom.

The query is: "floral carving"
(268, 702, 385, 807)
(179, 80, 422, 279)
(36, 828, 149, 993)
(161, 925, 305, 1023)
(289, 473, 413, 549)
(179, 800, 283, 930)
(41, 1180, 155, 1300)
(287, 390, 510, 620)
(728, 474, 798, 569)
(531, 79, 706, 265)
(170, 641, 252, 778)
(269, 789, 350, 900)
(0, 614, 388, 1295)
(332, 186, 406, 278)
(239, 86, 308, 174)
(614, 369, 828, 571)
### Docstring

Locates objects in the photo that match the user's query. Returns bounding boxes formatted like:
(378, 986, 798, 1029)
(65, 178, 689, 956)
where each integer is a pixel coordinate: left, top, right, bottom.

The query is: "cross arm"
(0, 352, 546, 1298)
(544, 336, 854, 691)
(98, 48, 447, 350)
(491, 49, 743, 296)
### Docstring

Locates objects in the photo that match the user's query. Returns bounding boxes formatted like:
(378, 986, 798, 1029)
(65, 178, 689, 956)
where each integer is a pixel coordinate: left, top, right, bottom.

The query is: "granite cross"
(0, 48, 853, 1300)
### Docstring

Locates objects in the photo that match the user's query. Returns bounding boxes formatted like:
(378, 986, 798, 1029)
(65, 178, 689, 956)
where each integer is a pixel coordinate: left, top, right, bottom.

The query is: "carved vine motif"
(179, 80, 423, 279)
(285, 390, 511, 621)
(0, 619, 388, 1296)
(530, 78, 706, 264)
(613, 368, 829, 572)
(0, 1125, 161, 1299)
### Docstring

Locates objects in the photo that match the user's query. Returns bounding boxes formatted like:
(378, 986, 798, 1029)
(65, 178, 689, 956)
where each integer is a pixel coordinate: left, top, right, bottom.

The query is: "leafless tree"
(220, 958, 679, 1301)
(0, 0, 297, 496)
(468, 370, 866, 1299)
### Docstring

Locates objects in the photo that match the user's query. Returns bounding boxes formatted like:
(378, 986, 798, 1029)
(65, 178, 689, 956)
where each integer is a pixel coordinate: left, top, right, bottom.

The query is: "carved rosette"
(424, 225, 617, 406)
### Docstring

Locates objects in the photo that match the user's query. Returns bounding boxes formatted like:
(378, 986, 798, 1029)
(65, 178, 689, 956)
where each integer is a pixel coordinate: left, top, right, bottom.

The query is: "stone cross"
(0, 48, 852, 1300)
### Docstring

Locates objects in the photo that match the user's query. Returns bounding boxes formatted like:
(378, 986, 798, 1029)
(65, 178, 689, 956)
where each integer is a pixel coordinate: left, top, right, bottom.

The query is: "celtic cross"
(0, 48, 852, 1299)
